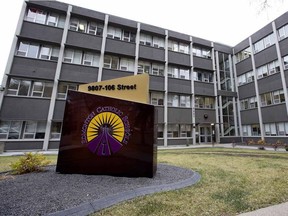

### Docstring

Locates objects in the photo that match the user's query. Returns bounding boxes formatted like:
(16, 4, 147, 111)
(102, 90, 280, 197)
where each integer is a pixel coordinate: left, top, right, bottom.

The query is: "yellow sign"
(78, 73, 149, 104)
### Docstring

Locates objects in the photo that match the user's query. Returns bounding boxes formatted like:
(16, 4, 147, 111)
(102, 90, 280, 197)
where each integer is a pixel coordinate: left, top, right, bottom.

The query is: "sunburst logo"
(81, 107, 131, 156)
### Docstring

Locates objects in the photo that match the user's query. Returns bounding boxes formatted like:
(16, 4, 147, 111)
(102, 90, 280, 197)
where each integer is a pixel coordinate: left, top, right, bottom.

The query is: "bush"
(272, 140, 284, 151)
(258, 146, 266, 150)
(10, 152, 50, 174)
(257, 139, 266, 145)
(285, 144, 288, 152)
(247, 139, 255, 145)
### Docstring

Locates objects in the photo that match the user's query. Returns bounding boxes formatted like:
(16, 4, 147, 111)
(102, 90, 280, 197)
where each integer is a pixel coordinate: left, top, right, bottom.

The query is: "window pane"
(8, 121, 21, 139)
(27, 44, 39, 58)
(18, 80, 31, 96)
(40, 46, 51, 60)
(36, 122, 46, 139)
(43, 83, 53, 98)
(73, 50, 82, 64)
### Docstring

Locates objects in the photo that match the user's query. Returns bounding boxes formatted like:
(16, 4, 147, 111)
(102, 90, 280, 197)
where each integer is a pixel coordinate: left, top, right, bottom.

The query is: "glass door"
(199, 125, 212, 143)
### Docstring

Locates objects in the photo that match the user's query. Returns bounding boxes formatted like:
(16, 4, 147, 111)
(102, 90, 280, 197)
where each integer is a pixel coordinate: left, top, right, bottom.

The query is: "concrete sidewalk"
(238, 202, 288, 216)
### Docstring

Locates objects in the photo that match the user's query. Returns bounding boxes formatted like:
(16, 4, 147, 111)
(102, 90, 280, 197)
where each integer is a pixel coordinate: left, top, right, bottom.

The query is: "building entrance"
(199, 125, 212, 143)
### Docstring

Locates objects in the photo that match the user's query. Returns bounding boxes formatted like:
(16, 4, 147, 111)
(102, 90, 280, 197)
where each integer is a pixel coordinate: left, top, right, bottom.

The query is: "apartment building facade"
(0, 0, 287, 150)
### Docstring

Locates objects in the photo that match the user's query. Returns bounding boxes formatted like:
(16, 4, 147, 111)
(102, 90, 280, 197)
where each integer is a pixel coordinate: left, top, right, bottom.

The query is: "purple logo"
(81, 106, 131, 156)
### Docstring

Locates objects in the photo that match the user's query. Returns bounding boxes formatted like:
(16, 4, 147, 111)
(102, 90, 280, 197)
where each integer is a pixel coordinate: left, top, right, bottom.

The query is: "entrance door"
(199, 126, 212, 143)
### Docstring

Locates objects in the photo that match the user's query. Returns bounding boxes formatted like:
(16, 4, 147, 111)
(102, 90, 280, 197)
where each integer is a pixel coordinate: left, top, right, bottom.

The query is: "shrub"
(257, 139, 266, 145)
(247, 139, 255, 145)
(258, 146, 266, 150)
(272, 140, 284, 151)
(10, 152, 50, 174)
(285, 144, 288, 152)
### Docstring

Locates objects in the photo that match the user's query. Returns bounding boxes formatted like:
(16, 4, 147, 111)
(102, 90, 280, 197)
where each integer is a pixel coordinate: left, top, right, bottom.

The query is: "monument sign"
(56, 74, 157, 177)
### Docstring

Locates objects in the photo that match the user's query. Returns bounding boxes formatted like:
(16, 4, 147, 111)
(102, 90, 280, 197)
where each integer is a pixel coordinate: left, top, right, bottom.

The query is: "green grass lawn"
(1, 148, 288, 216)
(93, 148, 288, 216)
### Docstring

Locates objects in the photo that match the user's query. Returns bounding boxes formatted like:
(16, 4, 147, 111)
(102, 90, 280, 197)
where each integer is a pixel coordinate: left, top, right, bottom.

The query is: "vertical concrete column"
(232, 53, 242, 137)
(134, 23, 140, 75)
(272, 21, 288, 116)
(163, 30, 169, 147)
(43, 5, 72, 150)
(212, 44, 220, 143)
(0, 1, 27, 109)
(97, 14, 109, 82)
(249, 37, 264, 140)
(190, 36, 196, 145)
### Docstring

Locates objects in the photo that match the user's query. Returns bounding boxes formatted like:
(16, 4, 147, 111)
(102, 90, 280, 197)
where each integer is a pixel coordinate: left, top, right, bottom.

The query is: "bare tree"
(250, 0, 284, 14)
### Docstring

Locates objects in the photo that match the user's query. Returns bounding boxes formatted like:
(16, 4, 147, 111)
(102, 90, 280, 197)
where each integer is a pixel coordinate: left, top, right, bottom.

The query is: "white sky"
(0, 0, 288, 81)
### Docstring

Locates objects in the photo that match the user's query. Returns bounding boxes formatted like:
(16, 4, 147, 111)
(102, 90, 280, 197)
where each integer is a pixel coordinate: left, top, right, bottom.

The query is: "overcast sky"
(1, 0, 287, 81)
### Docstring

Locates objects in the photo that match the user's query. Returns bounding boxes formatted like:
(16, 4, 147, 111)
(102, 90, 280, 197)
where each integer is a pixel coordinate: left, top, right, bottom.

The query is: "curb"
(48, 165, 201, 216)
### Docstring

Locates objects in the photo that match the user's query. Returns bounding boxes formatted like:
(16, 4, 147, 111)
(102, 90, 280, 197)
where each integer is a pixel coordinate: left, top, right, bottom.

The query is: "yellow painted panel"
(78, 73, 149, 104)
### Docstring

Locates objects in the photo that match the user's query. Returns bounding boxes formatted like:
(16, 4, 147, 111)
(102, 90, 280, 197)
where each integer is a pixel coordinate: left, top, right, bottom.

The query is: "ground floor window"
(0, 120, 46, 140)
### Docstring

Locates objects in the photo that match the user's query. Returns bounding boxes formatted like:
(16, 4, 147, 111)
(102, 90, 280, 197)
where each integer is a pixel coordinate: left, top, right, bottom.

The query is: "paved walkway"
(1, 144, 287, 216)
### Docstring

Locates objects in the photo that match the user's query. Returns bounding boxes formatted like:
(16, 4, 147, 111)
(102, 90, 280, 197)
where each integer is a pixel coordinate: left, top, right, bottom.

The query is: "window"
(235, 47, 251, 63)
(7, 78, 53, 99)
(26, 8, 46, 24)
(122, 30, 136, 42)
(87, 21, 103, 36)
(242, 125, 252, 136)
(278, 24, 288, 40)
(252, 124, 261, 136)
(151, 63, 164, 76)
(50, 122, 62, 139)
(63, 48, 100, 66)
(168, 66, 190, 80)
(193, 46, 211, 58)
(83, 52, 100, 67)
(16, 41, 59, 61)
(119, 58, 134, 71)
(104, 55, 119, 69)
(23, 121, 46, 139)
(140, 33, 152, 46)
(7, 78, 31, 96)
(153, 36, 164, 48)
(180, 125, 192, 137)
(167, 124, 179, 137)
(107, 26, 135, 42)
(276, 122, 288, 136)
(249, 97, 258, 108)
(40, 45, 59, 61)
(256, 60, 280, 79)
(195, 96, 215, 109)
(168, 40, 189, 54)
(32, 81, 53, 98)
(25, 7, 65, 28)
(16, 42, 39, 58)
(138, 61, 151, 74)
(69, 18, 87, 33)
(283, 55, 288, 70)
(180, 95, 191, 107)
(0, 121, 46, 140)
(168, 94, 179, 107)
(253, 33, 275, 54)
(57, 83, 78, 99)
(0, 121, 22, 139)
(237, 71, 254, 86)
(260, 90, 285, 107)
(150, 92, 164, 106)
(240, 97, 257, 110)
(193, 70, 213, 82)
(240, 99, 248, 110)
(157, 124, 164, 138)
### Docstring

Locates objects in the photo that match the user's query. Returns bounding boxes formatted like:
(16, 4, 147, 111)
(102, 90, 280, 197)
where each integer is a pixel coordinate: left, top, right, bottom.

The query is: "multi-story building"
(0, 0, 288, 151)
